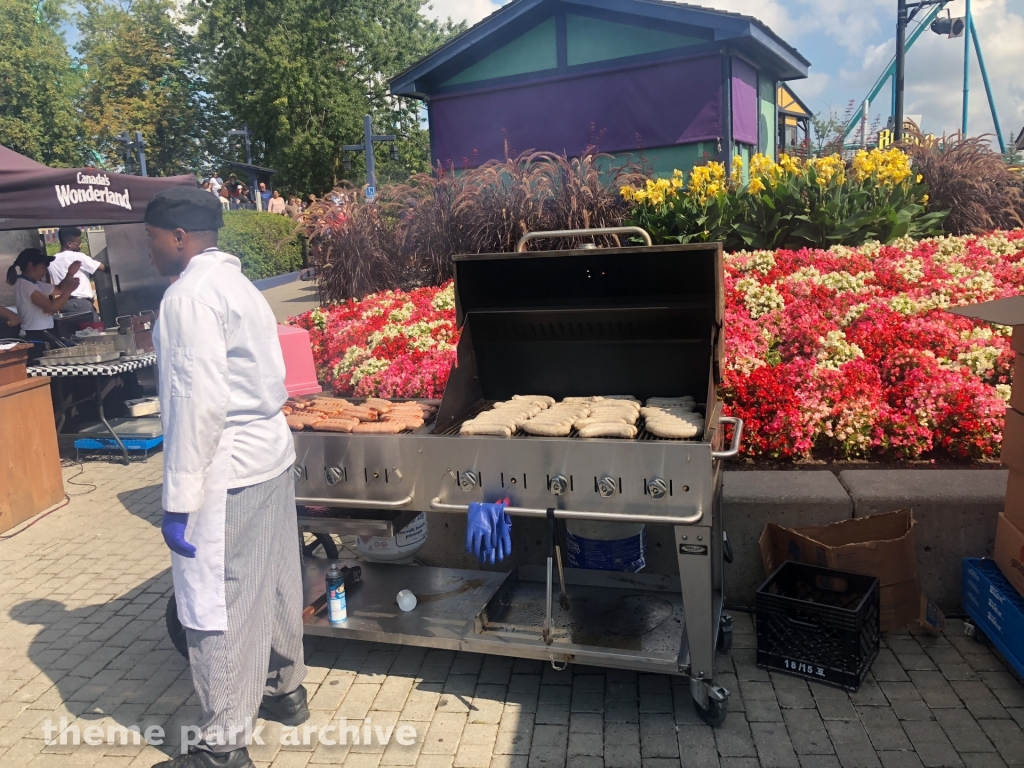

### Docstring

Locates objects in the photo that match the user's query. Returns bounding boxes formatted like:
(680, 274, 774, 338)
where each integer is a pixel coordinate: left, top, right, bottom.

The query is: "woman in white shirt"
(6, 248, 81, 360)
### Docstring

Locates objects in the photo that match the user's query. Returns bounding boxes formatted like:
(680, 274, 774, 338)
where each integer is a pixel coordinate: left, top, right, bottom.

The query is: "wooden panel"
(0, 377, 64, 534)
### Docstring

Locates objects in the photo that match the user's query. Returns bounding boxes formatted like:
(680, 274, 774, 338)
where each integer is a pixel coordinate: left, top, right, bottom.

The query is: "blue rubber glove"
(162, 512, 196, 558)
(495, 508, 513, 563)
(466, 502, 497, 563)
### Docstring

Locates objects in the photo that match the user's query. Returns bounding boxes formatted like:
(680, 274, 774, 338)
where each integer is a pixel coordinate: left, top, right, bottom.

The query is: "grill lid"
(453, 243, 723, 327)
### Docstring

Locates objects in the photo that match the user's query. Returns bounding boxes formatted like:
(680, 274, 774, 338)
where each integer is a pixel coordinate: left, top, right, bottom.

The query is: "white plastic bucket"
(356, 513, 428, 564)
(564, 520, 646, 572)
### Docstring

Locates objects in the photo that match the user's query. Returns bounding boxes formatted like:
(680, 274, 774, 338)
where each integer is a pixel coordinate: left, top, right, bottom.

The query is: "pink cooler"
(277, 325, 322, 396)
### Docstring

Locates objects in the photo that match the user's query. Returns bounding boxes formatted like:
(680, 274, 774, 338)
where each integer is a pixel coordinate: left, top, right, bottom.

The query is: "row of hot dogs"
(283, 397, 437, 434)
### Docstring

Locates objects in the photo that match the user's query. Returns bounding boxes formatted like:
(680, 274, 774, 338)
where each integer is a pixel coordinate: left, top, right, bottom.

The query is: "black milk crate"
(756, 561, 880, 691)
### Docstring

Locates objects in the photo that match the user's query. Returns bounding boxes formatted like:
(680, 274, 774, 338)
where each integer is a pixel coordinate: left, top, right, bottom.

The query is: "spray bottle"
(326, 564, 347, 623)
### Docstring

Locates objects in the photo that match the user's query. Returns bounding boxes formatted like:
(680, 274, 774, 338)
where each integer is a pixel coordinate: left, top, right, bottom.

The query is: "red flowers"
(293, 230, 1024, 460)
(722, 231, 1023, 459)
(291, 283, 458, 400)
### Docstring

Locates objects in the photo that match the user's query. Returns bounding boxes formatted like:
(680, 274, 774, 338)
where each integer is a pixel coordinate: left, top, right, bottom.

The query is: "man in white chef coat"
(145, 187, 308, 768)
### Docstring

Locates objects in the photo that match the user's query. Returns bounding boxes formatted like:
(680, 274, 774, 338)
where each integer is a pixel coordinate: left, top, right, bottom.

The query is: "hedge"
(219, 210, 303, 280)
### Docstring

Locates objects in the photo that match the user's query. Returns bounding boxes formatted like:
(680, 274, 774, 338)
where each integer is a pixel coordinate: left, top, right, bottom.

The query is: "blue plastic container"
(962, 558, 1024, 678)
(564, 520, 647, 572)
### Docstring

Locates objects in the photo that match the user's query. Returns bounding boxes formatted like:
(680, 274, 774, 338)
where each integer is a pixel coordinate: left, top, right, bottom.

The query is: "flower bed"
(292, 230, 1024, 461)
(293, 283, 458, 399)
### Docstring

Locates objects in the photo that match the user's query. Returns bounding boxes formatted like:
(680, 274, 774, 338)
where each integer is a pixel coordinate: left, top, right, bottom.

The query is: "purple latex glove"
(162, 512, 196, 558)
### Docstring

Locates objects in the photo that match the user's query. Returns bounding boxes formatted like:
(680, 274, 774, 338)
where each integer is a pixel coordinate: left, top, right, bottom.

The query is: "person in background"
(209, 174, 223, 197)
(48, 226, 105, 319)
(219, 186, 230, 211)
(284, 196, 301, 219)
(307, 194, 317, 209)
(225, 174, 241, 209)
(266, 190, 286, 215)
(145, 187, 307, 768)
(258, 182, 272, 211)
(238, 183, 252, 210)
(7, 249, 80, 361)
(201, 181, 212, 193)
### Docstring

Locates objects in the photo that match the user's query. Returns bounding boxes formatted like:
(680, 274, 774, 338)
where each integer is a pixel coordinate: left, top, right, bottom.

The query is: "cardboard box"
(1014, 355, 1024, 413)
(759, 509, 924, 632)
(1003, 408, 1024, 474)
(949, 296, 1024, 354)
(994, 513, 1024, 598)
(1006, 469, 1024, 531)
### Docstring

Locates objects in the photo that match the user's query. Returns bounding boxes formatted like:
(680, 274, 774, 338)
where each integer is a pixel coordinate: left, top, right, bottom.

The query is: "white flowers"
(736, 278, 785, 319)
(431, 283, 456, 311)
(816, 330, 864, 370)
(310, 307, 328, 331)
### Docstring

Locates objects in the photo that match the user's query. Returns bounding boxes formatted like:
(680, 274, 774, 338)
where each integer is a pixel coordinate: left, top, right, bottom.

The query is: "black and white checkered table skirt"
(27, 352, 157, 378)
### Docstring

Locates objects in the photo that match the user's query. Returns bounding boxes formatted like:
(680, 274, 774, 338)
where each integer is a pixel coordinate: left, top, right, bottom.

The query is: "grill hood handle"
(516, 227, 652, 252)
(429, 498, 704, 526)
(711, 416, 744, 460)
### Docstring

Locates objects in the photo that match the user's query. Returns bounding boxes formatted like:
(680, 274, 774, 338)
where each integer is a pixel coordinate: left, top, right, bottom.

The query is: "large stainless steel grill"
(292, 231, 742, 725)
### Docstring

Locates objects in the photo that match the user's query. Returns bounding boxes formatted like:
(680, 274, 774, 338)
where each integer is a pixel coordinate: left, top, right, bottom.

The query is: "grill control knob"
(292, 464, 305, 481)
(325, 466, 344, 486)
(549, 474, 568, 496)
(647, 478, 668, 500)
(460, 471, 478, 492)
(597, 476, 617, 498)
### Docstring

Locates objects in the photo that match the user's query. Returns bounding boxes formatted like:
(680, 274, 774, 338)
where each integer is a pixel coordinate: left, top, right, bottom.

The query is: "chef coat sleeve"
(158, 295, 230, 514)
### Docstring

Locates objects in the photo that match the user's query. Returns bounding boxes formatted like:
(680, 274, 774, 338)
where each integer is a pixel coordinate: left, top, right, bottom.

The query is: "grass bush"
(903, 130, 1024, 236)
(302, 151, 645, 302)
(219, 210, 303, 280)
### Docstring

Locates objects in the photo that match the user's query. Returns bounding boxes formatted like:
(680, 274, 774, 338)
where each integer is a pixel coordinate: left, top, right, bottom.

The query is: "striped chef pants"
(185, 468, 308, 752)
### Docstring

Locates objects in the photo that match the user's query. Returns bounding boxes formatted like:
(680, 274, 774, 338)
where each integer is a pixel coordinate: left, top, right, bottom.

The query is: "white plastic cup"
(396, 590, 417, 612)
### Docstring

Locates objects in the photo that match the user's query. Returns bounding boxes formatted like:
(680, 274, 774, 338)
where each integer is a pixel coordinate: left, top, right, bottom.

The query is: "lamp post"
(342, 115, 398, 201)
(227, 125, 257, 206)
(114, 131, 148, 176)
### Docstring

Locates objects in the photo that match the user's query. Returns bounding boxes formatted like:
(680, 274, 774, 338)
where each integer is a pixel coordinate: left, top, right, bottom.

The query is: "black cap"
(145, 186, 224, 232)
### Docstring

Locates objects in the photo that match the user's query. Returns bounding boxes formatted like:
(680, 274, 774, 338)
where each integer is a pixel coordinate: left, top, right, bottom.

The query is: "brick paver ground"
(2, 457, 1023, 767)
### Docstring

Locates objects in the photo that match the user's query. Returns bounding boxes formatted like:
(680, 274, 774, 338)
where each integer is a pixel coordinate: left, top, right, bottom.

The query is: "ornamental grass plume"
(303, 149, 645, 302)
(901, 129, 1024, 236)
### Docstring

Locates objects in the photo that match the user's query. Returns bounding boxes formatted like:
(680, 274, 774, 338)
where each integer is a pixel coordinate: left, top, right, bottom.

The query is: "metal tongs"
(542, 509, 571, 646)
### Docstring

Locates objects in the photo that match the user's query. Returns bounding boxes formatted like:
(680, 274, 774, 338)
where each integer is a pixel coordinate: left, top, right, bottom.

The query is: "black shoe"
(153, 746, 254, 767)
(258, 686, 309, 726)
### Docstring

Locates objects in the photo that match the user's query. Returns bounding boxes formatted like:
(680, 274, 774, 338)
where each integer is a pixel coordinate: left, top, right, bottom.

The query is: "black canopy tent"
(0, 145, 196, 230)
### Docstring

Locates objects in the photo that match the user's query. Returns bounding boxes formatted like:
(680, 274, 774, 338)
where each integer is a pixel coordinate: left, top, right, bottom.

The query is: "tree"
(0, 0, 84, 166)
(194, 0, 463, 193)
(810, 105, 850, 158)
(76, 0, 219, 176)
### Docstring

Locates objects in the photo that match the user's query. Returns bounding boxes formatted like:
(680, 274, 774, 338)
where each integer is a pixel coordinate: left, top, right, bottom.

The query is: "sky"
(419, 0, 1024, 146)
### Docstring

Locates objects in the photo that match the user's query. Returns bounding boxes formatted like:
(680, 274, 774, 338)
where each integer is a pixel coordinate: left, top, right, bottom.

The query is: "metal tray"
(37, 351, 121, 366)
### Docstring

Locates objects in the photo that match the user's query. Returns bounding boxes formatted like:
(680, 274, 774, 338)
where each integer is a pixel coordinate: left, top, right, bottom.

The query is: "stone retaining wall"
(724, 469, 1007, 611)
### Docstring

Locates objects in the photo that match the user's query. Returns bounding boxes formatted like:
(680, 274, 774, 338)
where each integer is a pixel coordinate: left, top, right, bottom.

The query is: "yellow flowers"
(748, 177, 766, 195)
(778, 153, 802, 175)
(851, 147, 913, 187)
(620, 175, 677, 206)
(687, 161, 727, 205)
(730, 154, 744, 185)
(807, 155, 846, 187)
